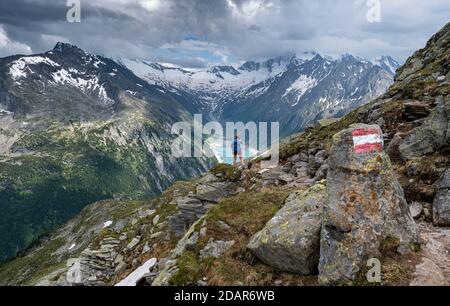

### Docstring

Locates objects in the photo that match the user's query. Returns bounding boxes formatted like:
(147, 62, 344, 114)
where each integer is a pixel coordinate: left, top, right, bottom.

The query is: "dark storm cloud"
(0, 0, 449, 63)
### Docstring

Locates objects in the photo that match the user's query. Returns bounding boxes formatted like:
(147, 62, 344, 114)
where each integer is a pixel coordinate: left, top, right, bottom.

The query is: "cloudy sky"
(0, 0, 449, 67)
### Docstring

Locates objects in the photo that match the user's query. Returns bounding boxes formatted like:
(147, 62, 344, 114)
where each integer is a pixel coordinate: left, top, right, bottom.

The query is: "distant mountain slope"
(122, 53, 399, 136)
(0, 43, 215, 262)
(1, 22, 448, 287)
(0, 24, 450, 286)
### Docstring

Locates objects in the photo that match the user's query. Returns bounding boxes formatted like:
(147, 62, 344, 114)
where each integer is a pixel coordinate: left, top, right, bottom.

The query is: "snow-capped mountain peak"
(372, 55, 400, 74)
(119, 52, 399, 135)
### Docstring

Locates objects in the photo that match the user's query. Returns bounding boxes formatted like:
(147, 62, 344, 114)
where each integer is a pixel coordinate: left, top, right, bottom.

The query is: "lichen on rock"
(247, 182, 327, 275)
(318, 124, 419, 285)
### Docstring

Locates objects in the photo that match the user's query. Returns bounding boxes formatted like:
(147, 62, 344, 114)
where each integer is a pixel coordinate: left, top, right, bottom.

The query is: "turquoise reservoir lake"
(206, 136, 258, 165)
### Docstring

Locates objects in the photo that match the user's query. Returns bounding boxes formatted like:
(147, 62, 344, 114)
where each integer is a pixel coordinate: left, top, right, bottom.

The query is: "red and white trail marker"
(352, 128, 384, 154)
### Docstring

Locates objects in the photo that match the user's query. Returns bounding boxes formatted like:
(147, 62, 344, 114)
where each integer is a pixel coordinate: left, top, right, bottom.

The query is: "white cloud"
(0, 25, 32, 57)
(0, 0, 449, 64)
(140, 0, 161, 12)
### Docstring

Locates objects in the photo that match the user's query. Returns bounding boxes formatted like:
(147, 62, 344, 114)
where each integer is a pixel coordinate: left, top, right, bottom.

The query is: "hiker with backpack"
(231, 134, 244, 166)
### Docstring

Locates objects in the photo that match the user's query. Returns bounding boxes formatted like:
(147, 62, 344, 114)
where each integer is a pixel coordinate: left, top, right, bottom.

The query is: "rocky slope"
(0, 22, 449, 286)
(122, 53, 399, 137)
(0, 43, 215, 263)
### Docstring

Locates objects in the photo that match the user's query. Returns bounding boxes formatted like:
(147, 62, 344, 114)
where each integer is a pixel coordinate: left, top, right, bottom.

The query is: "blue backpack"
(232, 139, 239, 152)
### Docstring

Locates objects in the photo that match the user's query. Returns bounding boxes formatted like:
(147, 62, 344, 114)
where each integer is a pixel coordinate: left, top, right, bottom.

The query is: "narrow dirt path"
(410, 222, 450, 286)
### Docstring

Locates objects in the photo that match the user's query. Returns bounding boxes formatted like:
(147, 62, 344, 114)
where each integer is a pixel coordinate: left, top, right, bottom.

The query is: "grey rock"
(152, 260, 179, 286)
(171, 218, 205, 258)
(281, 162, 293, 173)
(150, 232, 164, 239)
(114, 254, 124, 265)
(139, 209, 156, 219)
(319, 124, 419, 285)
(435, 168, 450, 189)
(127, 237, 141, 250)
(315, 150, 327, 164)
(290, 154, 301, 163)
(197, 172, 220, 184)
(66, 259, 89, 285)
(433, 169, 450, 226)
(200, 239, 235, 259)
(152, 215, 160, 226)
(185, 231, 199, 251)
(168, 197, 205, 236)
(248, 182, 327, 275)
(194, 181, 236, 203)
(399, 104, 449, 160)
(112, 219, 127, 232)
(200, 227, 207, 237)
(410, 202, 423, 219)
(216, 220, 231, 231)
(300, 152, 309, 162)
(307, 154, 320, 177)
(258, 168, 270, 175)
(169, 180, 236, 237)
(261, 170, 296, 186)
(157, 221, 168, 230)
(313, 163, 328, 181)
(386, 132, 404, 159)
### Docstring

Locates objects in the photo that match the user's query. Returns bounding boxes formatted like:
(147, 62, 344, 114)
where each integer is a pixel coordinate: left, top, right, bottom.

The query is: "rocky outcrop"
(399, 96, 449, 160)
(66, 237, 121, 286)
(168, 172, 237, 236)
(402, 101, 431, 121)
(152, 218, 205, 286)
(248, 182, 327, 275)
(433, 169, 450, 226)
(318, 124, 419, 285)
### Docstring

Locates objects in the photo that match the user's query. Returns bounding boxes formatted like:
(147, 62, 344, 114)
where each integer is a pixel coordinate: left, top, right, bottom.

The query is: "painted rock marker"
(319, 123, 419, 285)
(352, 127, 383, 154)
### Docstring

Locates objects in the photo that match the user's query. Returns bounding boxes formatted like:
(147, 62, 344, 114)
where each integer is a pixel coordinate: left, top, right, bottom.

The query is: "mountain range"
(0, 43, 398, 262)
(0, 42, 214, 262)
(120, 53, 399, 136)
(0, 21, 448, 286)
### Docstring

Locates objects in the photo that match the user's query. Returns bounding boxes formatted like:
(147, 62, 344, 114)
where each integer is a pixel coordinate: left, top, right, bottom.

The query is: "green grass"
(209, 164, 243, 182)
(170, 190, 289, 286)
(0, 237, 66, 286)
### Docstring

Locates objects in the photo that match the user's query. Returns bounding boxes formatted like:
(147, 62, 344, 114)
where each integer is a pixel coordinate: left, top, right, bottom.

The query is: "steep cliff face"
(0, 43, 215, 262)
(0, 23, 449, 286)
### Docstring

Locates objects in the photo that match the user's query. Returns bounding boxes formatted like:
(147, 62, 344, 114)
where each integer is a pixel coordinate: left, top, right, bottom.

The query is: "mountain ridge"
(121, 52, 399, 136)
(0, 42, 216, 262)
(0, 22, 448, 286)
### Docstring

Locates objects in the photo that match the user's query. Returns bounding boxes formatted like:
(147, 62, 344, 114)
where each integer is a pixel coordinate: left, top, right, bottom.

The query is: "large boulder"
(399, 96, 449, 160)
(433, 169, 450, 226)
(247, 182, 327, 275)
(319, 124, 419, 285)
